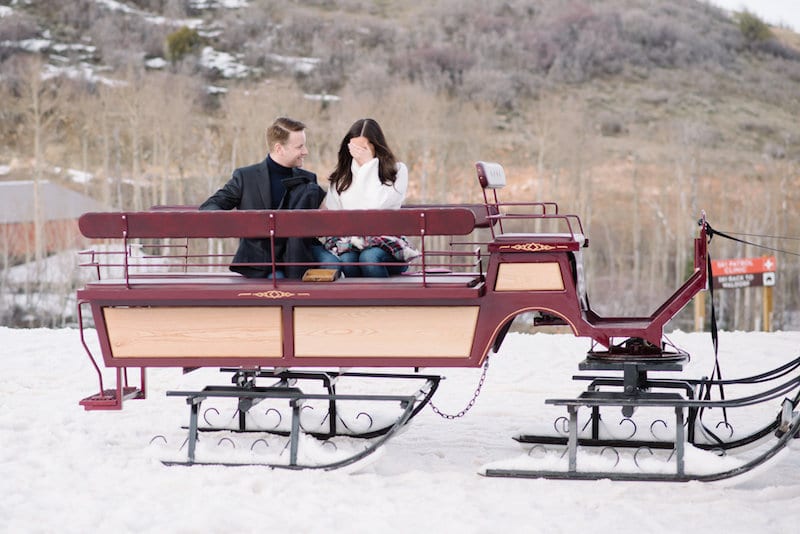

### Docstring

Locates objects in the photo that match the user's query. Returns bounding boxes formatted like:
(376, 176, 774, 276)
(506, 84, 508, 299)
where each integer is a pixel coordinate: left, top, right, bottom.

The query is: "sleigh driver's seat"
(474, 161, 590, 319)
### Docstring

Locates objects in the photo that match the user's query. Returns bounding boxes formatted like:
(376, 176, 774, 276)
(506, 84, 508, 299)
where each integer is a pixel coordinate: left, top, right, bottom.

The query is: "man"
(200, 117, 325, 278)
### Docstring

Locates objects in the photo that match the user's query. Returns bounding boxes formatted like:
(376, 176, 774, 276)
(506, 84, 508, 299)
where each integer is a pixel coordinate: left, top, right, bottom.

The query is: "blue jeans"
(311, 245, 406, 278)
(312, 245, 349, 275)
(358, 246, 407, 277)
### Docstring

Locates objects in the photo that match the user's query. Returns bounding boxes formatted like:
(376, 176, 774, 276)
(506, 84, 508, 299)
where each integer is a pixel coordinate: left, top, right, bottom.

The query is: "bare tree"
(115, 68, 149, 210)
(14, 56, 64, 267)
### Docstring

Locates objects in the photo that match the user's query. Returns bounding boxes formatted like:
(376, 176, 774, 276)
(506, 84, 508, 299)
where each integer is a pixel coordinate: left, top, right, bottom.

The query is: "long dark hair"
(328, 118, 399, 194)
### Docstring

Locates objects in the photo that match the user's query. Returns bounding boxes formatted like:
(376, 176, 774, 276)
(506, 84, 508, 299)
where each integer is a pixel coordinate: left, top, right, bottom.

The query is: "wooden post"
(763, 285, 773, 332)
(694, 291, 706, 332)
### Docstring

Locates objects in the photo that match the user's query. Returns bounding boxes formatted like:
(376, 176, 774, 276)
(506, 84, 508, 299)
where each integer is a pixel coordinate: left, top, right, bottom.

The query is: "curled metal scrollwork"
(715, 420, 735, 439)
(264, 407, 282, 430)
(217, 437, 235, 448)
(649, 419, 668, 439)
(250, 438, 269, 451)
(554, 416, 569, 435)
(634, 446, 654, 468)
(356, 412, 374, 430)
(527, 444, 548, 458)
(619, 418, 637, 439)
(203, 407, 220, 427)
(600, 447, 620, 467)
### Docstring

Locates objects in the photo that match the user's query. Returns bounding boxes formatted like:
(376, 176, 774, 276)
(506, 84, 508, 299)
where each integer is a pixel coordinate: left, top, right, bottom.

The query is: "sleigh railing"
(78, 207, 483, 287)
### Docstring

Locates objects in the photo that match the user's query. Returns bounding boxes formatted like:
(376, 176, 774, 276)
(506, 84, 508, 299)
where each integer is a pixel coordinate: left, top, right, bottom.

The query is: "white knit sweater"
(324, 158, 408, 210)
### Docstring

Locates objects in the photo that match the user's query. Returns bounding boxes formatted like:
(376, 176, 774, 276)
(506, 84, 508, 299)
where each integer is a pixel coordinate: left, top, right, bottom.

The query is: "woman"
(314, 118, 418, 277)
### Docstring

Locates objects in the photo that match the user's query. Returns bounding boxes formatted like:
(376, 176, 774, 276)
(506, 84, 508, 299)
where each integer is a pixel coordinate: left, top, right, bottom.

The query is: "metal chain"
(429, 356, 490, 419)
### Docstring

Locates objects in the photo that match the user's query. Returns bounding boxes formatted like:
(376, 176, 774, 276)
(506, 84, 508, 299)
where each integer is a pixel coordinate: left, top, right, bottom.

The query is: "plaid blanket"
(322, 235, 420, 261)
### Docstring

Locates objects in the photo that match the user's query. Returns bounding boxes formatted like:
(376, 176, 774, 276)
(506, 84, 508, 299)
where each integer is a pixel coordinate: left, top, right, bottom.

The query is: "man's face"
(273, 130, 308, 168)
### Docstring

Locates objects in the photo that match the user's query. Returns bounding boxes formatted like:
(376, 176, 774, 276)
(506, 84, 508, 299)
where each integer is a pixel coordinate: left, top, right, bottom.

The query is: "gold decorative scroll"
(498, 243, 569, 252)
(238, 290, 309, 298)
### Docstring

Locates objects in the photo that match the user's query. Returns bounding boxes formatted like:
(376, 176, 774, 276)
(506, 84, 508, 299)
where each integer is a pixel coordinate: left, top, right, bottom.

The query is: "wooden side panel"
(103, 307, 282, 358)
(495, 262, 565, 291)
(294, 306, 480, 357)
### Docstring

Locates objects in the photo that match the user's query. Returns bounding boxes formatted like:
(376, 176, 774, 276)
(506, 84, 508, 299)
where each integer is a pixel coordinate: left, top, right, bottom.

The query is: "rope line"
(714, 230, 800, 242)
(705, 223, 800, 257)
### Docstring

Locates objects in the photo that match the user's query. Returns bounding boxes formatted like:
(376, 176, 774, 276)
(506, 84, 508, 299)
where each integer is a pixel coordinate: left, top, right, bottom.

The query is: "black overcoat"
(200, 158, 322, 278)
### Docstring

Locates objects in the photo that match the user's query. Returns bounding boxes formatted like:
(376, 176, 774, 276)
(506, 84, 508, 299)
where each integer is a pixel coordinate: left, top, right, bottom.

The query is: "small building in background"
(0, 180, 107, 262)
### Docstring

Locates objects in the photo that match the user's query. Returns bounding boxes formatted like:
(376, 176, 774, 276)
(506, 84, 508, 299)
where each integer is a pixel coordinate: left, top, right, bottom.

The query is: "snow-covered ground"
(2, 328, 799, 533)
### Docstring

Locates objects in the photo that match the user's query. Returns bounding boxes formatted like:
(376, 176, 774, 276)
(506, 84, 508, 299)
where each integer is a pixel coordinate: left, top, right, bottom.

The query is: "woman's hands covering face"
(348, 136, 375, 166)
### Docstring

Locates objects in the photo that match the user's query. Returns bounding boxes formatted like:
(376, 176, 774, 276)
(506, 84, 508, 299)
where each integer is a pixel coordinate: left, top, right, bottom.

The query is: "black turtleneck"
(266, 155, 293, 209)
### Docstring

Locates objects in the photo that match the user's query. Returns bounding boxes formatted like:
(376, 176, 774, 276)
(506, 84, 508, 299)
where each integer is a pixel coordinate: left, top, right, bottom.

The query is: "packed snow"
(2, 327, 799, 532)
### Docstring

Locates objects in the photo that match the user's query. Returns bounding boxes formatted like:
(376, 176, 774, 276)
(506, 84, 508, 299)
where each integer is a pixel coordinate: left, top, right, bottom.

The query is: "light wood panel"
(294, 306, 480, 357)
(494, 262, 565, 291)
(104, 306, 282, 358)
